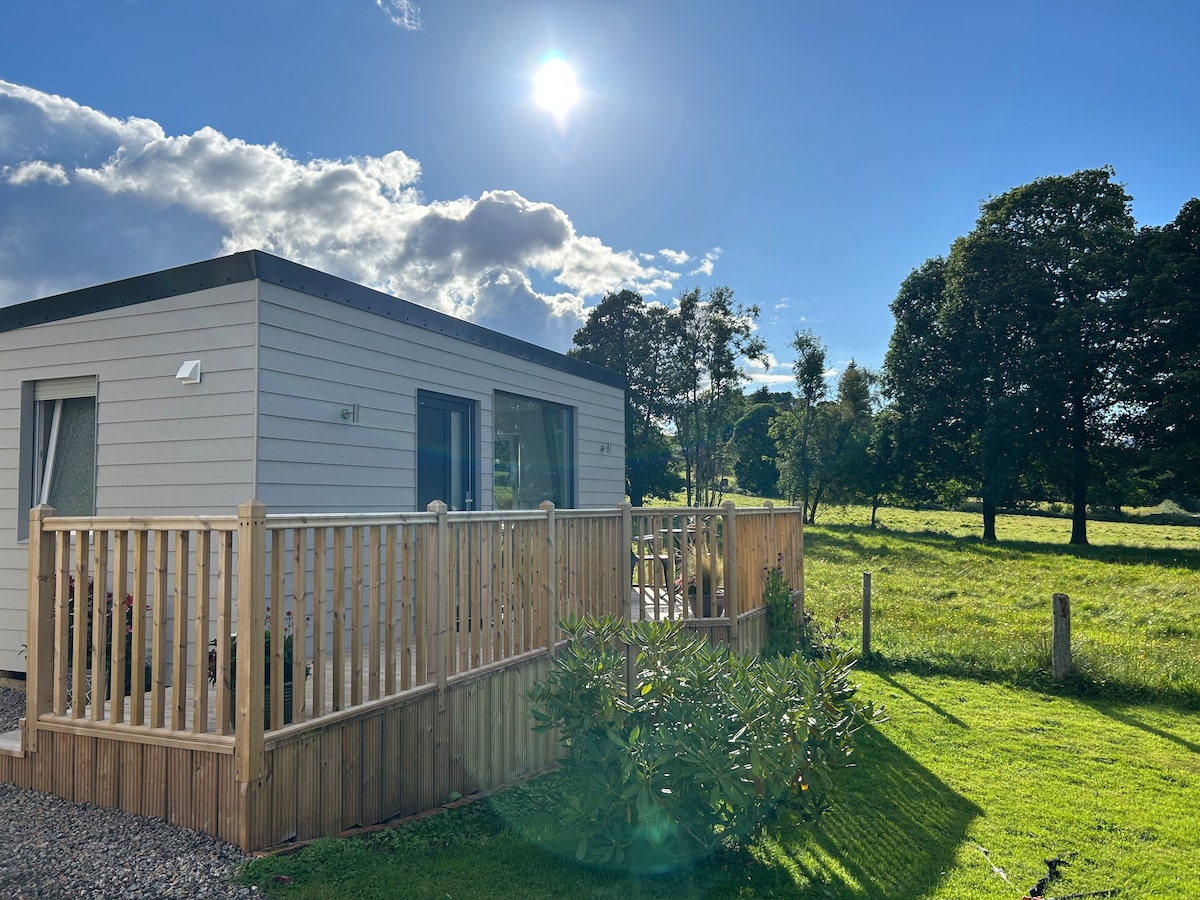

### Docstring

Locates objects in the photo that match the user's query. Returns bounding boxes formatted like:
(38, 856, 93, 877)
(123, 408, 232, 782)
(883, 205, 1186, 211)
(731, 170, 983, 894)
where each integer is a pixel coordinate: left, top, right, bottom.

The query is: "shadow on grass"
(859, 653, 1200, 713)
(761, 724, 980, 899)
(807, 522, 1200, 572)
(1085, 699, 1200, 755)
(873, 671, 968, 727)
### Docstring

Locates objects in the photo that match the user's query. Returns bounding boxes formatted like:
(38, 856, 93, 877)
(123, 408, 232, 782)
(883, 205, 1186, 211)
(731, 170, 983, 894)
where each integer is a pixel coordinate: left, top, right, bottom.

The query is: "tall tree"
(771, 330, 828, 519)
(803, 362, 878, 523)
(962, 168, 1135, 544)
(883, 257, 979, 513)
(1124, 198, 1200, 497)
(731, 402, 781, 497)
(569, 290, 685, 506)
(673, 286, 766, 506)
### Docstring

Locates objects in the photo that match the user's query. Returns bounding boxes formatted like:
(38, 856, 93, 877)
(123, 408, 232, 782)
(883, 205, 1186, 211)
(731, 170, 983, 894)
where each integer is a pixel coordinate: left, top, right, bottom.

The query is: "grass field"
(805, 505, 1200, 706)
(240, 506, 1200, 898)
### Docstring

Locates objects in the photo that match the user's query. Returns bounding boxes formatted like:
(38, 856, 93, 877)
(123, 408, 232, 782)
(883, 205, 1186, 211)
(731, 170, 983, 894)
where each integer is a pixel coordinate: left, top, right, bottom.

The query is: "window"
(19, 377, 97, 539)
(493, 392, 574, 509)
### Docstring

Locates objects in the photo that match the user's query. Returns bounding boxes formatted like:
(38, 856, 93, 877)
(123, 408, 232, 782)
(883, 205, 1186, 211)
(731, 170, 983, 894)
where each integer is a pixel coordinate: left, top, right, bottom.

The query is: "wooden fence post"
(234, 500, 266, 783)
(540, 502, 557, 652)
(24, 504, 56, 752)
(862, 572, 872, 657)
(428, 501, 449, 705)
(1052, 593, 1071, 679)
(722, 501, 739, 643)
(619, 502, 633, 623)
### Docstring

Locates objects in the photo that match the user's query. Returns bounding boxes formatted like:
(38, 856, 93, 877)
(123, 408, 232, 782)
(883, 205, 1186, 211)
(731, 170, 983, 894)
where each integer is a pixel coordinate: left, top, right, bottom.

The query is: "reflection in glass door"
(417, 392, 476, 511)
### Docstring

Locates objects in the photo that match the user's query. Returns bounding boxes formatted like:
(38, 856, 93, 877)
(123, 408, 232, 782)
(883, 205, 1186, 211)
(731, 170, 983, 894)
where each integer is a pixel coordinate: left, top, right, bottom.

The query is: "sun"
(534, 57, 579, 116)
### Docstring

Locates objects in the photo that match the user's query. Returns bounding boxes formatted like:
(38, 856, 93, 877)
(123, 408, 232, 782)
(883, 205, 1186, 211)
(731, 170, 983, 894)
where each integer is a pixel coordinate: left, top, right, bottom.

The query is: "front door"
(417, 392, 475, 511)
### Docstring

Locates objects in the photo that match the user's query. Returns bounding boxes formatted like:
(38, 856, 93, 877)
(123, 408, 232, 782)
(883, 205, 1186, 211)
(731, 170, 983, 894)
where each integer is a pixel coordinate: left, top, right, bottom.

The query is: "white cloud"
(0, 80, 686, 350)
(774, 298, 790, 311)
(658, 248, 689, 265)
(689, 247, 721, 276)
(4, 160, 69, 185)
(376, 0, 421, 30)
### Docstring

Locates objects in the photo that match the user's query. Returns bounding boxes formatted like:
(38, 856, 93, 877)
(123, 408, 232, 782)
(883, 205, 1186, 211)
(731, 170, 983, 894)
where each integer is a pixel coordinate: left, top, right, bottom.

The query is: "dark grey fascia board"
(0, 250, 625, 390)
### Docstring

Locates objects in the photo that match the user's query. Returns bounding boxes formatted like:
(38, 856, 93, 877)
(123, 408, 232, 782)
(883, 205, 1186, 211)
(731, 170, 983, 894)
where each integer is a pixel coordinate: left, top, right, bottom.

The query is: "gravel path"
(0, 687, 260, 899)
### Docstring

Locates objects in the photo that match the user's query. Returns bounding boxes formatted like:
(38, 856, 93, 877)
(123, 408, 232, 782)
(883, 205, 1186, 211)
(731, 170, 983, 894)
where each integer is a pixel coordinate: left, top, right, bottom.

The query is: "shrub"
(761, 556, 834, 660)
(528, 616, 883, 872)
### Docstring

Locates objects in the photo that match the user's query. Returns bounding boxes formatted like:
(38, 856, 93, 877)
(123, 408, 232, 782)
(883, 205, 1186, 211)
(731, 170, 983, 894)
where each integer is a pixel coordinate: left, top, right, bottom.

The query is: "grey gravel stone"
(0, 688, 258, 899)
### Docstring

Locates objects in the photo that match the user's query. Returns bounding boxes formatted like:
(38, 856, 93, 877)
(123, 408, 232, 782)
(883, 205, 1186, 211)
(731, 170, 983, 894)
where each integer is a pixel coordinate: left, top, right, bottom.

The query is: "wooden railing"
(24, 500, 804, 758)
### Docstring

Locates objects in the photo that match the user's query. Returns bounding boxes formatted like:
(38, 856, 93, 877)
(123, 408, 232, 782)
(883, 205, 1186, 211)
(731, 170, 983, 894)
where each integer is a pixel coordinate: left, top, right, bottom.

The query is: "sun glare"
(535, 57, 579, 116)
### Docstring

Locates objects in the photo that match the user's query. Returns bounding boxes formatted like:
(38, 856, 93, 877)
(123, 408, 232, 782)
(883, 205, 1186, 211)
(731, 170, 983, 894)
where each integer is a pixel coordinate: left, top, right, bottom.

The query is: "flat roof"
(0, 250, 624, 389)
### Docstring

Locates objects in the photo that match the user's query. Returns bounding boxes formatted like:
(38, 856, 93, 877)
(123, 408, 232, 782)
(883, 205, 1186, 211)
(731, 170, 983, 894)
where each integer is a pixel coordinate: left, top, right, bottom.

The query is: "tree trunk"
(1069, 390, 1089, 546)
(982, 494, 997, 543)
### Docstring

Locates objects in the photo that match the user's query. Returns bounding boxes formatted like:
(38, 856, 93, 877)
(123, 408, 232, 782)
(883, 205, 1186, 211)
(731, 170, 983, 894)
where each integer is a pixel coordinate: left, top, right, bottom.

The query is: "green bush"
(528, 616, 883, 872)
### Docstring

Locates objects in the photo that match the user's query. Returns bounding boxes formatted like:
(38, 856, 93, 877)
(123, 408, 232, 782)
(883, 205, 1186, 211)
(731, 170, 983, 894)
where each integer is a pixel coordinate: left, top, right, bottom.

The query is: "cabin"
(0, 252, 805, 851)
(0, 250, 626, 673)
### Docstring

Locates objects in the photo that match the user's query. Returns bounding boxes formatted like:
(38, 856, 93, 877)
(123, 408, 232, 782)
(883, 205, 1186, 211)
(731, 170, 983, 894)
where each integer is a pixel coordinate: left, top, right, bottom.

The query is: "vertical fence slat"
(69, 530, 90, 718)
(90, 530, 109, 723)
(215, 531, 233, 736)
(369, 525, 381, 701)
(400, 524, 414, 691)
(292, 527, 309, 722)
(332, 526, 346, 711)
(193, 530, 211, 734)
(172, 530, 190, 732)
(270, 529, 285, 731)
(109, 530, 129, 725)
(351, 526, 364, 707)
(150, 530, 169, 729)
(312, 527, 327, 718)
(129, 531, 148, 727)
(385, 524, 397, 694)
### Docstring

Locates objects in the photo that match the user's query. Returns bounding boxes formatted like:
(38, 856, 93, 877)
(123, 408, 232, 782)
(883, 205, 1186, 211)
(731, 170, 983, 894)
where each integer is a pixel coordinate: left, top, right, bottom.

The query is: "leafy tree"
(673, 286, 767, 506)
(803, 362, 878, 523)
(771, 330, 828, 517)
(1124, 198, 1200, 497)
(569, 290, 685, 506)
(731, 402, 782, 497)
(886, 170, 1135, 543)
(962, 167, 1135, 544)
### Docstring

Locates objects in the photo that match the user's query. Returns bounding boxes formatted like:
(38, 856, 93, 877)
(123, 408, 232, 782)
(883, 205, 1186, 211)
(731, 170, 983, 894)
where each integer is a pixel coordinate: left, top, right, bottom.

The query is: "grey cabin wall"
(0, 284, 259, 671)
(254, 283, 625, 512)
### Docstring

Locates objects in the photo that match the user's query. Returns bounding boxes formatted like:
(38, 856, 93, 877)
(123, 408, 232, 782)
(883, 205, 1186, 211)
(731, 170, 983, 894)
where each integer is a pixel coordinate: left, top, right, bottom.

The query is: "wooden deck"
(7, 500, 802, 850)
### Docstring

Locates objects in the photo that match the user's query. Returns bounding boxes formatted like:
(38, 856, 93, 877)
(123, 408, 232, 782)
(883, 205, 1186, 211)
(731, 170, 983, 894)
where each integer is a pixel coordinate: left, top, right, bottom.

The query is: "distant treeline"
(570, 167, 1200, 545)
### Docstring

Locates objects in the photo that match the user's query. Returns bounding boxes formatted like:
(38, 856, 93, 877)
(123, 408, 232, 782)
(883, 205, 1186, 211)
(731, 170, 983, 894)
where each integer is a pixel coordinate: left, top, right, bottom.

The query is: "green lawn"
(240, 506, 1200, 898)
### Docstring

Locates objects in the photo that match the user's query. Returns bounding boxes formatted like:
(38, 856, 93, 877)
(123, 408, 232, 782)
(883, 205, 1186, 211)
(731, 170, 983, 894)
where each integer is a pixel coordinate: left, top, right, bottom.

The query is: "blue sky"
(1, 1, 1197, 386)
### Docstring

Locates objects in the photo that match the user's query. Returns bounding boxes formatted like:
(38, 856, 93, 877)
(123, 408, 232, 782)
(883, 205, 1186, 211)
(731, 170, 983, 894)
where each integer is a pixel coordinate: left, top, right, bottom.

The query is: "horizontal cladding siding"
(256, 284, 624, 512)
(0, 285, 258, 671)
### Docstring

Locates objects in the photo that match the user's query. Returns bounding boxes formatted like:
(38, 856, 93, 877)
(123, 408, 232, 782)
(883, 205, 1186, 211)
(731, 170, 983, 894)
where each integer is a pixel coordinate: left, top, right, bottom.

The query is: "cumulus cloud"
(690, 247, 721, 276)
(0, 79, 690, 350)
(658, 248, 689, 265)
(376, 0, 421, 30)
(4, 160, 69, 185)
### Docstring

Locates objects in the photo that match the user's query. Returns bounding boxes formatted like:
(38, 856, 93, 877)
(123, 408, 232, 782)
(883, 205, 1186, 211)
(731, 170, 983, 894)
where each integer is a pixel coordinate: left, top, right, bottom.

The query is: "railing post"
(540, 502, 557, 651)
(235, 500, 266, 785)
(862, 572, 872, 657)
(619, 502, 633, 622)
(24, 504, 56, 752)
(428, 501, 449, 704)
(722, 501, 739, 641)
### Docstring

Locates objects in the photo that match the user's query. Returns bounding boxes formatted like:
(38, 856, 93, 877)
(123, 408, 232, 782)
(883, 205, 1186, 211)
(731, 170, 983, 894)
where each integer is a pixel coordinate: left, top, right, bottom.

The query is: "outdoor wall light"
(175, 359, 202, 384)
